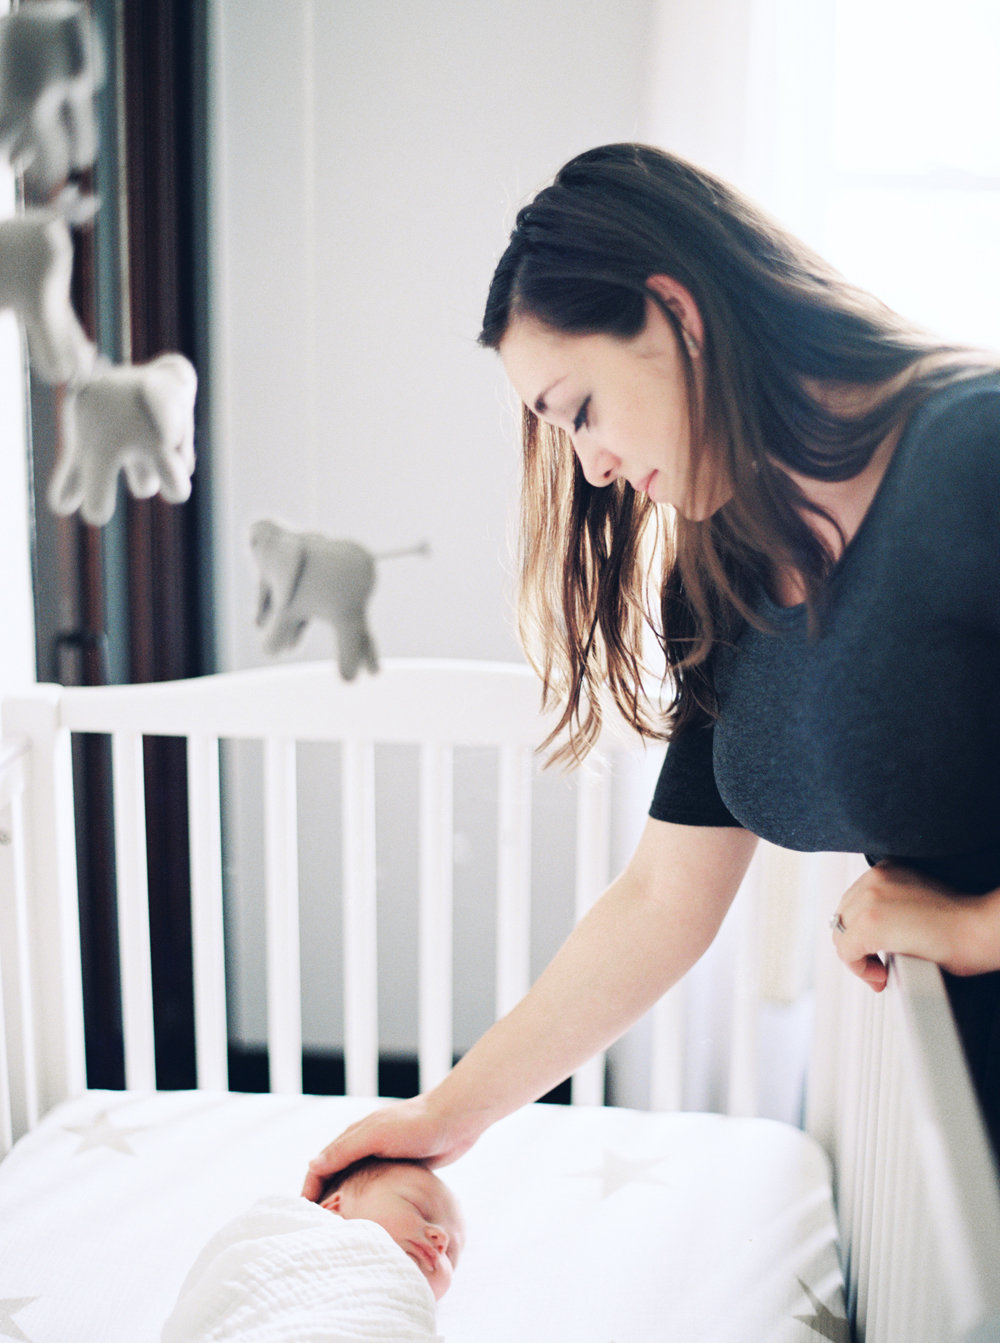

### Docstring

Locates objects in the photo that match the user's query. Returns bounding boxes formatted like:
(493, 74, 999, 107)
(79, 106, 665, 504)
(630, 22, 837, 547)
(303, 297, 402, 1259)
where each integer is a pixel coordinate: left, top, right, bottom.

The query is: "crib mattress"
(0, 1090, 847, 1342)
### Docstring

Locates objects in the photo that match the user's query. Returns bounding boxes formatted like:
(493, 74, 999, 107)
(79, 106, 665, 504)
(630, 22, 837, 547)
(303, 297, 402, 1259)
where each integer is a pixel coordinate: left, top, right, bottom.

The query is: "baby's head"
(318, 1157, 464, 1300)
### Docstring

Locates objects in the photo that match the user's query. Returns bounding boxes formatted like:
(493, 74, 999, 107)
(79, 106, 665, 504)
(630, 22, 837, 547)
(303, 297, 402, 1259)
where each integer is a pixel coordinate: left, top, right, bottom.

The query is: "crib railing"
(0, 690, 86, 1146)
(0, 736, 34, 1152)
(4, 659, 1000, 1339)
(0, 661, 625, 1132)
(809, 940, 1000, 1342)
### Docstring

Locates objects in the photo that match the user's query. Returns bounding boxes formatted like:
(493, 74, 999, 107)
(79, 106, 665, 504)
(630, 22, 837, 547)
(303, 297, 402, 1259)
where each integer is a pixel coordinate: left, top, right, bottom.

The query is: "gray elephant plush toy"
(250, 519, 428, 681)
(48, 351, 198, 525)
(0, 1, 103, 198)
(0, 196, 96, 383)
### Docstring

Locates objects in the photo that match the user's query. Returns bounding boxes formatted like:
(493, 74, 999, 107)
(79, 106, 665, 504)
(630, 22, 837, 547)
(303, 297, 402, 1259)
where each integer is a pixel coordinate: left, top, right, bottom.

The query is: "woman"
(303, 143, 1000, 1194)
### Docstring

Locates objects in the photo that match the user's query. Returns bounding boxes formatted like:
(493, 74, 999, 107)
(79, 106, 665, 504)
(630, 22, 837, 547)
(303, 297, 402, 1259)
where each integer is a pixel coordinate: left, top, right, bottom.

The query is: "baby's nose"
(425, 1224, 449, 1255)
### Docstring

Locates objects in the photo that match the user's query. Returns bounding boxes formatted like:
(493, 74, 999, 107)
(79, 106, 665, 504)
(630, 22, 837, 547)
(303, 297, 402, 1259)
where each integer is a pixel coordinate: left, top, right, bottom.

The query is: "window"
(824, 0, 1000, 347)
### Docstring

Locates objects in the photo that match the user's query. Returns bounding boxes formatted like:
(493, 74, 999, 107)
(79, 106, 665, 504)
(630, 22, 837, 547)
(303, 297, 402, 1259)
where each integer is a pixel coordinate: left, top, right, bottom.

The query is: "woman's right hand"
(300, 1093, 484, 1202)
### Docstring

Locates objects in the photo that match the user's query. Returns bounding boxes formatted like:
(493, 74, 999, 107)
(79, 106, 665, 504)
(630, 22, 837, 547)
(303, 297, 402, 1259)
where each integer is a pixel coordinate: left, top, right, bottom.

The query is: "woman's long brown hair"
(480, 143, 991, 765)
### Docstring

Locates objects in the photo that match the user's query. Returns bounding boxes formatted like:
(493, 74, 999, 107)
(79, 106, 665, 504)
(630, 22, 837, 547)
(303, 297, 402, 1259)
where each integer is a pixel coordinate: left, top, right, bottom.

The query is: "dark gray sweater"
(649, 371, 1000, 1152)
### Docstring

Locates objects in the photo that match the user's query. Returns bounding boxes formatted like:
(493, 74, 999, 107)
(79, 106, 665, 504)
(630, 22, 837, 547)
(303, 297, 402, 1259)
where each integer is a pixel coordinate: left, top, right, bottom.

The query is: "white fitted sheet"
(0, 1090, 847, 1343)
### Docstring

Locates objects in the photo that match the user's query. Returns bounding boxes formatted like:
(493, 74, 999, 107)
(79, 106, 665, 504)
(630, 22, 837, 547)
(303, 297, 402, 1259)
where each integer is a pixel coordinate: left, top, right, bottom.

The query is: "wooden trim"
(121, 0, 202, 687)
(115, 1, 208, 1087)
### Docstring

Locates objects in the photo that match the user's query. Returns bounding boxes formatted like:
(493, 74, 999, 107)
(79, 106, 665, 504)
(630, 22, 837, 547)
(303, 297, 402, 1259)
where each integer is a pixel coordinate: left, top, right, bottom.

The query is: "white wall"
(209, 0, 655, 674)
(208, 0, 657, 1052)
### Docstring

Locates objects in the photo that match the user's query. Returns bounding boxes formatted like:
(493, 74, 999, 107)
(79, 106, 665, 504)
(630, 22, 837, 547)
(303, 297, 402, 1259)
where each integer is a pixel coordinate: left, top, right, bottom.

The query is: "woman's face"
(499, 295, 731, 520)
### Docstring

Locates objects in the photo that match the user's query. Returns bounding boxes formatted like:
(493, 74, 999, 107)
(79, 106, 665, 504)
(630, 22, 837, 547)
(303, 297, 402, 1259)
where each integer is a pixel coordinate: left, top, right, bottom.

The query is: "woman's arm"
(301, 819, 758, 1198)
(832, 860, 1000, 991)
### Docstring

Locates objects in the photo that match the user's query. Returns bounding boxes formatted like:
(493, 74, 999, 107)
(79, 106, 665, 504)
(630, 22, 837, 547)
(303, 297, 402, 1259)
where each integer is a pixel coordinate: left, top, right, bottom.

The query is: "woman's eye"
(572, 397, 591, 433)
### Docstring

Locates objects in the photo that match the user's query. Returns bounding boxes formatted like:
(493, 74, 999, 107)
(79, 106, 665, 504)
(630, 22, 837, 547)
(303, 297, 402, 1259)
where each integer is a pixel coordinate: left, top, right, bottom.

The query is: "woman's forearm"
(427, 820, 758, 1131)
(302, 820, 757, 1195)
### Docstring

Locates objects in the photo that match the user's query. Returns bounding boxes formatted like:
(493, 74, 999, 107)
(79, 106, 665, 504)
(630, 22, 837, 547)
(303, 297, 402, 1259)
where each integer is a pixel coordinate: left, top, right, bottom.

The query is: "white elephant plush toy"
(250, 520, 380, 681)
(48, 351, 198, 526)
(250, 521, 428, 681)
(0, 1, 103, 197)
(0, 200, 96, 383)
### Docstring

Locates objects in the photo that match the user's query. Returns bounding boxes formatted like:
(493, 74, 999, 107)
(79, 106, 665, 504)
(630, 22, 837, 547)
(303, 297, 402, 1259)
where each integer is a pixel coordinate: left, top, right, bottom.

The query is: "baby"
(317, 1156, 465, 1300)
(161, 1158, 464, 1341)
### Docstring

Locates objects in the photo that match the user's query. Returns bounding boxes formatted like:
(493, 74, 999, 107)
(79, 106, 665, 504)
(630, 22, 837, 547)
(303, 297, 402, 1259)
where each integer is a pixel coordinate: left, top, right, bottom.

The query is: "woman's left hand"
(831, 860, 1000, 992)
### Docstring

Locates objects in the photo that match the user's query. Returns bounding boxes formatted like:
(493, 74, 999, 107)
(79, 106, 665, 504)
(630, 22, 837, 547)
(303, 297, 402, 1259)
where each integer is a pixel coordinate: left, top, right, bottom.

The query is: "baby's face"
(321, 1164, 464, 1300)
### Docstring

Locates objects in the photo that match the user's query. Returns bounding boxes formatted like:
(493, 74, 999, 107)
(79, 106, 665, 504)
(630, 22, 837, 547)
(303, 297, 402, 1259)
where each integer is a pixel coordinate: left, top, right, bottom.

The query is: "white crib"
(1, 659, 999, 1342)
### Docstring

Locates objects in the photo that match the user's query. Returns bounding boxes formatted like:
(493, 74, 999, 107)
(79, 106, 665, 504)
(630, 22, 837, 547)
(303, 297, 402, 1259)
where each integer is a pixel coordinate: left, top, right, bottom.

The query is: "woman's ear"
(645, 274, 704, 352)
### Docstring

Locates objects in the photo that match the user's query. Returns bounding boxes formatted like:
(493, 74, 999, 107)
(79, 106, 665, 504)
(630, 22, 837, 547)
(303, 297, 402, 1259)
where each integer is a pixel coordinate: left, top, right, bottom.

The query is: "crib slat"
(0, 745, 39, 1150)
(111, 732, 157, 1092)
(726, 853, 761, 1116)
(854, 994, 877, 1319)
(264, 737, 302, 1094)
(418, 744, 453, 1093)
(885, 1063, 918, 1343)
(2, 696, 86, 1118)
(571, 755, 610, 1106)
(890, 955, 1000, 1337)
(872, 1014, 904, 1343)
(0, 768, 19, 1152)
(341, 741, 378, 1097)
(8, 785, 37, 1133)
(187, 735, 228, 1090)
(495, 745, 532, 1019)
(0, 955, 9, 1156)
(913, 1221, 936, 1343)
(866, 997, 892, 1342)
(839, 971, 866, 1321)
(850, 986, 880, 1330)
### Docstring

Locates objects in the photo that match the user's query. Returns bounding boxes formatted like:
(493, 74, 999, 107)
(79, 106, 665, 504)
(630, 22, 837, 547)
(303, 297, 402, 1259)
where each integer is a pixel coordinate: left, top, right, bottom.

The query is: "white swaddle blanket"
(160, 1195, 441, 1343)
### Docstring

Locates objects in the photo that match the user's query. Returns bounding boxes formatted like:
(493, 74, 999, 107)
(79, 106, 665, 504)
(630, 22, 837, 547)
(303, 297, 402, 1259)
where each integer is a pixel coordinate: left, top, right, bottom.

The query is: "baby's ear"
(319, 1190, 342, 1214)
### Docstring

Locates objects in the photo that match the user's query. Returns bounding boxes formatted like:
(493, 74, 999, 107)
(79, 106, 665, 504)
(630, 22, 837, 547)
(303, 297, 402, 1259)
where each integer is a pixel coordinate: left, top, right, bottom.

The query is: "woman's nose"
(574, 439, 620, 487)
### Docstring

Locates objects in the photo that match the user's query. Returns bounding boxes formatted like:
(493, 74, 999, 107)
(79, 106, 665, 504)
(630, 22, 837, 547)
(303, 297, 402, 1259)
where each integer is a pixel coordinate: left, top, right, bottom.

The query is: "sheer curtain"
(645, 0, 1000, 344)
(614, 0, 842, 1122)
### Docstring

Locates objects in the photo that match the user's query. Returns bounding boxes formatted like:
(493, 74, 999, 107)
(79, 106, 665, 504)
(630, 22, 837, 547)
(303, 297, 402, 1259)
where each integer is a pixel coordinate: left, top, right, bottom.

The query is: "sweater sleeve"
(649, 723, 742, 827)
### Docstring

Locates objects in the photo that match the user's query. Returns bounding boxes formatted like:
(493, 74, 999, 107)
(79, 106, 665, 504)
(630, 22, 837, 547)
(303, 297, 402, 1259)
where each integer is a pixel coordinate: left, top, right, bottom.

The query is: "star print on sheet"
(0, 1297, 38, 1342)
(569, 1150, 669, 1199)
(62, 1108, 147, 1156)
(793, 1279, 851, 1342)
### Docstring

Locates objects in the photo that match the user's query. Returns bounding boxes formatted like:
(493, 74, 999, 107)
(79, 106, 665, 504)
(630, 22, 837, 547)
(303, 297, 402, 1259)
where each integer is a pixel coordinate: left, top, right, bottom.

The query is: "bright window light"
(825, 0, 1000, 347)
